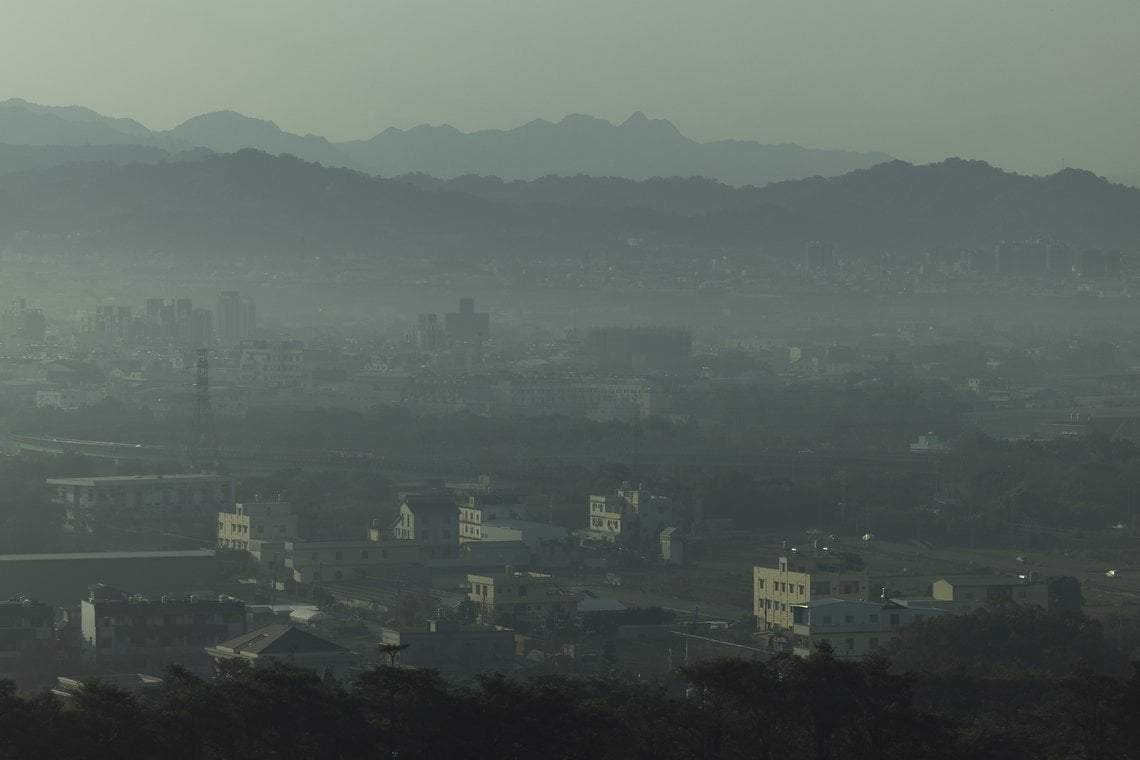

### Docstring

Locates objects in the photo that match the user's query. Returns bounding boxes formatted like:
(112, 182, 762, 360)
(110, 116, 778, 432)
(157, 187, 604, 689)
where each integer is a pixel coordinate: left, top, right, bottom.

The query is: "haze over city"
(2, 2, 1140, 757)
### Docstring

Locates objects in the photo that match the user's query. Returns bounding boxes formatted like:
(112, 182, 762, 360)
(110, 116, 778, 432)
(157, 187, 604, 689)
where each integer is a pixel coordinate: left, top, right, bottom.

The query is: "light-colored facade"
(931, 576, 1049, 610)
(49, 474, 235, 534)
(217, 500, 298, 552)
(754, 553, 871, 633)
(467, 571, 579, 628)
(586, 485, 677, 544)
(458, 494, 522, 542)
(790, 598, 946, 659)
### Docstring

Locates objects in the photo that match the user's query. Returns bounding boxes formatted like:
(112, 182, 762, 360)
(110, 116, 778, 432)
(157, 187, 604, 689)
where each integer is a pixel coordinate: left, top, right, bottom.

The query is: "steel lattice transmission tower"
(192, 348, 216, 455)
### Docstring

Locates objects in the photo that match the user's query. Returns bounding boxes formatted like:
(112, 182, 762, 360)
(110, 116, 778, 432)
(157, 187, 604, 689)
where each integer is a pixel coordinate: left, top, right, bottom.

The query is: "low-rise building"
(379, 619, 516, 674)
(467, 571, 579, 629)
(931, 576, 1049, 611)
(458, 493, 523, 542)
(0, 597, 54, 682)
(790, 598, 947, 659)
(283, 539, 421, 584)
(80, 585, 246, 675)
(207, 623, 360, 678)
(49, 473, 235, 534)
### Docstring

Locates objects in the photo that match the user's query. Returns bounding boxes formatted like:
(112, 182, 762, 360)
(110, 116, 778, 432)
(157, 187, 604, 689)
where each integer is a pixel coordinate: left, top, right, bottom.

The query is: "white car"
(1106, 570, 1120, 578)
(862, 533, 876, 541)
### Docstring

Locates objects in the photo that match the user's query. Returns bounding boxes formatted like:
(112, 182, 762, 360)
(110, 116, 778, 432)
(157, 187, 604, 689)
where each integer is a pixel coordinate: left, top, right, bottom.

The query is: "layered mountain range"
(0, 98, 889, 186)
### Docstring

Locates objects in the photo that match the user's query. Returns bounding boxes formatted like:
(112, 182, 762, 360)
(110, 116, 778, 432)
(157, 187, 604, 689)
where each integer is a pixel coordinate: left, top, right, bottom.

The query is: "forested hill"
(1, 150, 1138, 259)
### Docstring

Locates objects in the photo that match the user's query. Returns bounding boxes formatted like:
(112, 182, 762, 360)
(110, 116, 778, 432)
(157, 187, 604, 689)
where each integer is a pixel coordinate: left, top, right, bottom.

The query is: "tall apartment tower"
(216, 291, 256, 344)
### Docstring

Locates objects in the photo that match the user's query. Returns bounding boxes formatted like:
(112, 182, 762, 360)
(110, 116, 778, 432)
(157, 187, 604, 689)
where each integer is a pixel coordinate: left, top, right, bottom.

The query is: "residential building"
(390, 494, 461, 560)
(216, 291, 255, 344)
(790, 598, 946, 659)
(753, 552, 871, 634)
(283, 539, 420, 584)
(444, 297, 490, 345)
(0, 597, 54, 681)
(238, 340, 305, 386)
(48, 473, 235, 534)
(467, 571, 579, 628)
(206, 623, 360, 678)
(80, 585, 246, 675)
(218, 499, 298, 552)
(586, 484, 677, 545)
(458, 492, 523, 542)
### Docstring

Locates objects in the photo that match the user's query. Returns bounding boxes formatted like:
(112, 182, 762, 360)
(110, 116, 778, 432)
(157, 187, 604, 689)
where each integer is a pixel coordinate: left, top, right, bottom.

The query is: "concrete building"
(586, 484, 677, 545)
(753, 553, 871, 634)
(467, 571, 579, 629)
(0, 549, 218, 606)
(207, 623, 360, 679)
(390, 494, 461, 560)
(444, 298, 490, 345)
(931, 576, 1049, 611)
(283, 539, 421, 584)
(458, 493, 523, 542)
(379, 619, 516, 674)
(790, 598, 946, 659)
(587, 326, 691, 375)
(215, 291, 255, 344)
(218, 499, 299, 552)
(238, 340, 305, 386)
(0, 597, 54, 681)
(48, 473, 235, 534)
(80, 585, 246, 675)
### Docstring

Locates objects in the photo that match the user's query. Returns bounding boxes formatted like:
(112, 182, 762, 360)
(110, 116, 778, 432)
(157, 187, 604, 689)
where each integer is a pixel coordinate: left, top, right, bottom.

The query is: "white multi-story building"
(586, 484, 676, 544)
(790, 598, 946, 659)
(458, 493, 523, 542)
(217, 499, 299, 552)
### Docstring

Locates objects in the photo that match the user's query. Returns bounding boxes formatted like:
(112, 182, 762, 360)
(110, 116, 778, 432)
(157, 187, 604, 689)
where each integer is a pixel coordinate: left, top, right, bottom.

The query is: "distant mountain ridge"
(0, 98, 891, 186)
(0, 150, 1136, 261)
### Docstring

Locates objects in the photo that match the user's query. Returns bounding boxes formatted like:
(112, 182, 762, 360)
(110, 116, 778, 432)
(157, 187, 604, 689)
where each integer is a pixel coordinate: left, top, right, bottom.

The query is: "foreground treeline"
(3, 651, 1139, 760)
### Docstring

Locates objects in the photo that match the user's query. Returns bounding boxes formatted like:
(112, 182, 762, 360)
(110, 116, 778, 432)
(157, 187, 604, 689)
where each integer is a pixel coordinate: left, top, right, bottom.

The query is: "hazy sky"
(4, 0, 1139, 177)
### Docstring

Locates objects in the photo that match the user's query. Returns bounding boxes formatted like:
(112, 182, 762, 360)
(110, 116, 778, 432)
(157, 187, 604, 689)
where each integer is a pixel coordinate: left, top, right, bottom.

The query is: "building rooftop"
(0, 549, 216, 562)
(214, 623, 351, 656)
(937, 576, 1038, 587)
(47, 474, 232, 485)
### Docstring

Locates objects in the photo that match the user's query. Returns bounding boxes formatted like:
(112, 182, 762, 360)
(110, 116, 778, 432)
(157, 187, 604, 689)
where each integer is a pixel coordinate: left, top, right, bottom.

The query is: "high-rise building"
(216, 291, 256, 344)
(444, 298, 489, 345)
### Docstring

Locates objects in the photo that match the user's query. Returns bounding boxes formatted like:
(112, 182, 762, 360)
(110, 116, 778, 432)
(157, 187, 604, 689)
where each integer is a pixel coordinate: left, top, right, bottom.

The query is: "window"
(757, 579, 765, 590)
(310, 552, 318, 561)
(822, 615, 832, 625)
(869, 637, 879, 649)
(965, 592, 974, 600)
(889, 613, 900, 625)
(798, 585, 804, 595)
(845, 615, 855, 624)
(869, 614, 879, 623)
